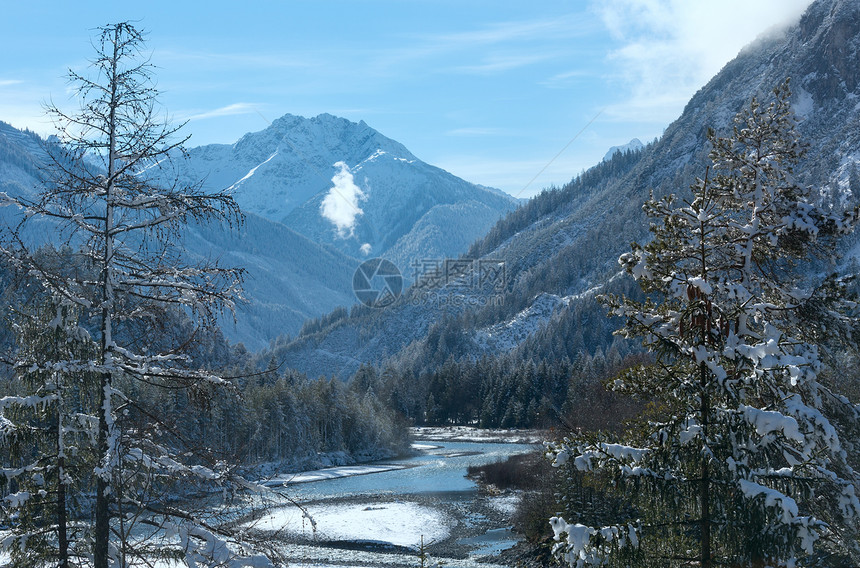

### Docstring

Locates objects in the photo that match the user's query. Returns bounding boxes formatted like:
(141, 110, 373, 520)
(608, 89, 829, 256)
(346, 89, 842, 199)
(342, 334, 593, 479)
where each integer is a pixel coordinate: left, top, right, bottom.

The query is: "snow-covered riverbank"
(249, 437, 537, 567)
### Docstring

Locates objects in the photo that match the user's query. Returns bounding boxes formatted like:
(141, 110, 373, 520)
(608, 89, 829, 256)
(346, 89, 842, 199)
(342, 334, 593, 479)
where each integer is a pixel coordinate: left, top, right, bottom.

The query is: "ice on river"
(259, 463, 407, 487)
(250, 501, 451, 548)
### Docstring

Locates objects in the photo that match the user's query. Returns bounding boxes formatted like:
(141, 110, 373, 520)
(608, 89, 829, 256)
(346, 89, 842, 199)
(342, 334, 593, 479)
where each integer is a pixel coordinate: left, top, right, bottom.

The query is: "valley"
(3, 2, 860, 567)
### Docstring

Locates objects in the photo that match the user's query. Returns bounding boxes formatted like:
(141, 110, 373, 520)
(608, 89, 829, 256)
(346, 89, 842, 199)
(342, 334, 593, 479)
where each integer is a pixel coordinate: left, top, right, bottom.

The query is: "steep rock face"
(265, 0, 860, 379)
(798, 0, 860, 98)
(182, 113, 516, 265)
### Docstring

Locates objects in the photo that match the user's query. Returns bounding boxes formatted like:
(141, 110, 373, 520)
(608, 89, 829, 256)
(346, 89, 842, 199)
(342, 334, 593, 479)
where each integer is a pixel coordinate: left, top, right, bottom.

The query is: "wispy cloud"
(0, 80, 24, 88)
(541, 69, 591, 88)
(422, 16, 589, 47)
(446, 127, 510, 137)
(453, 53, 552, 75)
(155, 48, 317, 70)
(184, 103, 260, 122)
(320, 162, 365, 237)
(373, 15, 589, 75)
(594, 0, 813, 125)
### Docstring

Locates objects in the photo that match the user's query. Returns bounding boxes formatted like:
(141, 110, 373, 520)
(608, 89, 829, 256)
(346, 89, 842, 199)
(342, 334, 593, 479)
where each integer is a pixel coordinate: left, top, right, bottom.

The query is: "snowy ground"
(244, 436, 534, 567)
(486, 493, 521, 516)
(250, 501, 450, 547)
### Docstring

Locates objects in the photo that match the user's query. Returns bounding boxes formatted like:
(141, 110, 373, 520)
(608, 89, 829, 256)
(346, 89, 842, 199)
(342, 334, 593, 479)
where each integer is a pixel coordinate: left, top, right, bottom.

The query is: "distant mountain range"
(259, 0, 860, 379)
(0, 114, 517, 349)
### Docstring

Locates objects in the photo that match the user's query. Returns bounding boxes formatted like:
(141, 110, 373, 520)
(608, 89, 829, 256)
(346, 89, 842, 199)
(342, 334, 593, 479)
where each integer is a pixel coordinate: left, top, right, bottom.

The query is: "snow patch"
(602, 138, 643, 162)
(475, 293, 566, 351)
(792, 87, 814, 119)
(259, 464, 407, 487)
(250, 501, 450, 548)
(226, 151, 278, 192)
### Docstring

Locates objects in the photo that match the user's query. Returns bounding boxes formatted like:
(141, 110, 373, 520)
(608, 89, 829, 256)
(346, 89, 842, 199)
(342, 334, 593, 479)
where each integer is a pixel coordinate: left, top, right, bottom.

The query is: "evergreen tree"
(547, 81, 860, 567)
(0, 23, 274, 568)
(0, 297, 98, 568)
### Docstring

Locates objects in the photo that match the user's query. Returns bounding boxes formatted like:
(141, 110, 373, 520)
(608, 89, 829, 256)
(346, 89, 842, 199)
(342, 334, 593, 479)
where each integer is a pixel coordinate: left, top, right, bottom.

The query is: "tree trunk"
(700, 361, 712, 568)
(95, 25, 121, 568)
(57, 433, 68, 568)
(94, 380, 110, 568)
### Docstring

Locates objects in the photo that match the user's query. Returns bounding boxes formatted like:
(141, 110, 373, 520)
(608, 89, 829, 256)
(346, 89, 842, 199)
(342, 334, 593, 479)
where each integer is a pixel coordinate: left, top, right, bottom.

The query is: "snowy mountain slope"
(0, 120, 359, 350)
(181, 215, 358, 348)
(473, 293, 569, 353)
(0, 121, 44, 201)
(181, 114, 516, 264)
(262, 0, 860, 378)
(382, 200, 508, 279)
(259, 159, 635, 379)
(1, 111, 517, 350)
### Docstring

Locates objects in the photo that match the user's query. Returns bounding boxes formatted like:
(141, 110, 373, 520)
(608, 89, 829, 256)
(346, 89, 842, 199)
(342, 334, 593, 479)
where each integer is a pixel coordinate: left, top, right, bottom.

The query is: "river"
(254, 438, 539, 568)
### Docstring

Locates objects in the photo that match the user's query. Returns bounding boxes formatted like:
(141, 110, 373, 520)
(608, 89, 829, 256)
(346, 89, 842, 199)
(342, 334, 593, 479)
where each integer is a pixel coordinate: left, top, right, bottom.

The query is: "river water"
(260, 439, 538, 567)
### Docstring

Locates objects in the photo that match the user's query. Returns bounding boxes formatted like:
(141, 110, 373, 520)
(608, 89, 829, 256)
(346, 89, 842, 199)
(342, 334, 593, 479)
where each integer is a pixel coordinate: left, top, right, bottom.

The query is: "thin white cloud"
(541, 69, 590, 88)
(446, 127, 510, 137)
(184, 103, 259, 122)
(453, 53, 552, 75)
(320, 162, 365, 237)
(0, 80, 24, 88)
(155, 49, 317, 70)
(595, 0, 814, 125)
(374, 15, 589, 75)
(421, 16, 589, 47)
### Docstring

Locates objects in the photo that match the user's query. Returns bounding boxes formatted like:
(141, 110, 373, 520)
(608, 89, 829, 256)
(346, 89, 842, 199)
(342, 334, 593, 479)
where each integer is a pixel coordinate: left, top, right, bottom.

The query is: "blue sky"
(1, 1, 812, 197)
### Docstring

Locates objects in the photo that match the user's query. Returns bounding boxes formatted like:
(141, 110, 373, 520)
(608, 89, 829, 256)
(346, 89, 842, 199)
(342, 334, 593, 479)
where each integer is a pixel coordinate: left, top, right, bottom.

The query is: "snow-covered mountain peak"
(602, 138, 644, 163)
(180, 112, 515, 267)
